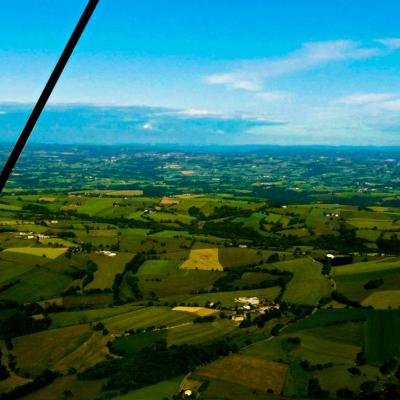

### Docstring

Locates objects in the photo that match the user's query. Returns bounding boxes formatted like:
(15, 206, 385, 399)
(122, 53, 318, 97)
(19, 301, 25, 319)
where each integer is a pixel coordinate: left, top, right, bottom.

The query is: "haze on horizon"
(2, 0, 400, 146)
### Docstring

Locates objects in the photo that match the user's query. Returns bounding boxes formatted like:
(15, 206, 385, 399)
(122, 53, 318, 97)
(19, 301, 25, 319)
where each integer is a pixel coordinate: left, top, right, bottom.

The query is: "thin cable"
(0, 0, 99, 194)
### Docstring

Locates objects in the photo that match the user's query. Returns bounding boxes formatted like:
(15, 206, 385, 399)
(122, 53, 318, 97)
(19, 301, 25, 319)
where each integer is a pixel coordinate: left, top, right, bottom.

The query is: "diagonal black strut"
(0, 0, 99, 194)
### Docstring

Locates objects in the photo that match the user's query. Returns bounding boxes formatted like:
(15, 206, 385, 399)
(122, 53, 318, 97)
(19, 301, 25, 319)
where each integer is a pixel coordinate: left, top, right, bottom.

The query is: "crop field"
(365, 310, 400, 364)
(101, 306, 195, 333)
(2, 246, 67, 259)
(167, 319, 236, 346)
(10, 325, 92, 376)
(197, 354, 288, 394)
(172, 306, 219, 316)
(272, 257, 332, 305)
(180, 248, 223, 271)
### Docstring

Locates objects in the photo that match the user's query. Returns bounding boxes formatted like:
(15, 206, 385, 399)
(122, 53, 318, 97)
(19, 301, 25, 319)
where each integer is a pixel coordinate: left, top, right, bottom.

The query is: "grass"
(272, 257, 332, 305)
(365, 310, 400, 364)
(101, 306, 195, 333)
(196, 354, 288, 394)
(11, 324, 92, 376)
(2, 247, 67, 259)
(180, 248, 223, 271)
(113, 376, 182, 400)
(137, 259, 179, 275)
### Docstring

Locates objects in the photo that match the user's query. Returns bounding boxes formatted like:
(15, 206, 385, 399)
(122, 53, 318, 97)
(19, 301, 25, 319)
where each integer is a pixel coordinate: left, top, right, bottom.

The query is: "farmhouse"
(97, 250, 117, 257)
(235, 296, 260, 306)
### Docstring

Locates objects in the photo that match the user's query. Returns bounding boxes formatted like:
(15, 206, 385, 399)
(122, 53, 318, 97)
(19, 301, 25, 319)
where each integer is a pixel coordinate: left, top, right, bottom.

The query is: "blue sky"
(2, 0, 400, 145)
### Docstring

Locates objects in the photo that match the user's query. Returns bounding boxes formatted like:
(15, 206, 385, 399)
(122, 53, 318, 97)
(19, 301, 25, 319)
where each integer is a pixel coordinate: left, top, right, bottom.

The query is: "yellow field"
(160, 197, 180, 205)
(2, 247, 67, 259)
(180, 248, 223, 271)
(172, 306, 219, 316)
(196, 354, 288, 393)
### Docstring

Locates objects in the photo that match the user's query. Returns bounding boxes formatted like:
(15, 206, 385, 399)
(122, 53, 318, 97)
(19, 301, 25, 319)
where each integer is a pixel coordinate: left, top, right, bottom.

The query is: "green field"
(2, 246, 67, 259)
(114, 376, 183, 400)
(273, 257, 332, 305)
(137, 259, 179, 275)
(365, 310, 400, 364)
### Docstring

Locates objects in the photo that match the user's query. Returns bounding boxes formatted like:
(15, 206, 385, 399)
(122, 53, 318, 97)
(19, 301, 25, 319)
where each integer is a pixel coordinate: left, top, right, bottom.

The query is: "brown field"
(196, 354, 288, 394)
(172, 306, 219, 316)
(181, 170, 194, 175)
(180, 248, 223, 271)
(160, 197, 180, 206)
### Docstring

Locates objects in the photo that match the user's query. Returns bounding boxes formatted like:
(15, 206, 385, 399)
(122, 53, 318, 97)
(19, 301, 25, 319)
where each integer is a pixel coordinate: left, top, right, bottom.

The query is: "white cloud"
(256, 91, 290, 102)
(142, 122, 154, 130)
(334, 93, 398, 105)
(205, 39, 400, 93)
(376, 38, 400, 50)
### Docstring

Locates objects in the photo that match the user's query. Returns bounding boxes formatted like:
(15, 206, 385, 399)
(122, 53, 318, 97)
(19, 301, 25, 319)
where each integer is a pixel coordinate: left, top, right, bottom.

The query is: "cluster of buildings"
(97, 250, 117, 257)
(231, 296, 280, 322)
(16, 231, 51, 240)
